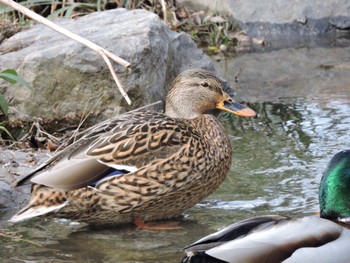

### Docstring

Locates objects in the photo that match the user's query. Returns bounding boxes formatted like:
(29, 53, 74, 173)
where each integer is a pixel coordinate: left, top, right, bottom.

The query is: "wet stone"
(0, 148, 50, 211)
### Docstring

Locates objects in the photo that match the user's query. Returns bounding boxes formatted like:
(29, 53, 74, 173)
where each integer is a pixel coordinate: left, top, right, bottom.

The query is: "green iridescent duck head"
(165, 69, 256, 119)
(319, 150, 350, 223)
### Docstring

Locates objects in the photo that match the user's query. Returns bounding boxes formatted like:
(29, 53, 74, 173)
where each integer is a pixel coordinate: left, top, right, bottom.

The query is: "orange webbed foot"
(134, 218, 182, 230)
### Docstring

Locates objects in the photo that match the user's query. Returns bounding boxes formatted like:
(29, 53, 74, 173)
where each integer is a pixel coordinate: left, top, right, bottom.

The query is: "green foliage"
(48, 2, 97, 18)
(0, 69, 31, 115)
(0, 123, 15, 140)
(0, 69, 32, 140)
(0, 69, 32, 89)
(0, 0, 107, 22)
(175, 11, 239, 53)
(204, 15, 235, 51)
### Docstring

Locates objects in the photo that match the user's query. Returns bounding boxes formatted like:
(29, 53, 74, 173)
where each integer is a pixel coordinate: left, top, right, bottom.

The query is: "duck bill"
(216, 99, 256, 117)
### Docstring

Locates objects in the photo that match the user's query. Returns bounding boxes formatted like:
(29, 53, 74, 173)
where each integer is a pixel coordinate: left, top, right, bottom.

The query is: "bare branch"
(160, 0, 167, 24)
(0, 0, 132, 104)
(99, 51, 131, 105)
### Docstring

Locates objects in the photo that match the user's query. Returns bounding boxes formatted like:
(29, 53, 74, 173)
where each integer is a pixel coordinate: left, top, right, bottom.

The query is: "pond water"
(1, 36, 350, 262)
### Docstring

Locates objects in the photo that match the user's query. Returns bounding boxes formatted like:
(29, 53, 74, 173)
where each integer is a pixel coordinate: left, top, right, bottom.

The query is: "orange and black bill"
(216, 99, 256, 117)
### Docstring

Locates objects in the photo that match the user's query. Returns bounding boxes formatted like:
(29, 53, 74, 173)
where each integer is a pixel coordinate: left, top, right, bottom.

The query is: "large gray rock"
(0, 9, 216, 121)
(178, 0, 350, 40)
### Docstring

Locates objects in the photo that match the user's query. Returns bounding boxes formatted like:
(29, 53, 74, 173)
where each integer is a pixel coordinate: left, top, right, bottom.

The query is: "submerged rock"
(0, 9, 217, 121)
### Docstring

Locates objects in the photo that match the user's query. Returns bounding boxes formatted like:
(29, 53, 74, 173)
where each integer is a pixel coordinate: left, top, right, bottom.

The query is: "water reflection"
(206, 99, 350, 223)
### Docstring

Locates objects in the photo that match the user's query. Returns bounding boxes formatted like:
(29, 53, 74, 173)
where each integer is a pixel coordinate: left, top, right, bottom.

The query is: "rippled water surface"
(1, 40, 350, 262)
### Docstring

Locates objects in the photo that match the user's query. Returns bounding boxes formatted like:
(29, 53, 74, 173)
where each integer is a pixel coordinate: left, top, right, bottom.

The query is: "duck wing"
(15, 111, 194, 191)
(183, 215, 348, 263)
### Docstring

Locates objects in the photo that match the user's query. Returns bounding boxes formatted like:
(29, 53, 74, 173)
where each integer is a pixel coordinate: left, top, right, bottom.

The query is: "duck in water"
(183, 150, 350, 262)
(10, 69, 256, 228)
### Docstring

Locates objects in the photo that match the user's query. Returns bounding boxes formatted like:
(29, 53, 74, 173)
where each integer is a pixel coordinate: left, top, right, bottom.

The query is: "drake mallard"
(183, 150, 350, 262)
(10, 69, 256, 226)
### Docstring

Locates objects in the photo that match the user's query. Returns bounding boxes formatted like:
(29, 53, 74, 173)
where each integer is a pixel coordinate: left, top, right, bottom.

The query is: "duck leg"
(134, 218, 181, 230)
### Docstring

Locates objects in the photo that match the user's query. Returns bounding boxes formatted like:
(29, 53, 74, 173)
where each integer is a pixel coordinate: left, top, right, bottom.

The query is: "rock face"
(0, 9, 216, 121)
(178, 0, 350, 39)
(0, 149, 47, 214)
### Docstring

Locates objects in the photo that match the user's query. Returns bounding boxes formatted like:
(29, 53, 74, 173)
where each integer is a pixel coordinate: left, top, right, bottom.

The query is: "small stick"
(234, 68, 242, 89)
(127, 100, 163, 113)
(68, 95, 104, 144)
(0, 0, 132, 104)
(160, 0, 167, 23)
(100, 51, 131, 105)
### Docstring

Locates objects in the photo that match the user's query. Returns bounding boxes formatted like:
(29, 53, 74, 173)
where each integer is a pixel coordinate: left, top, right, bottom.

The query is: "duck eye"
(201, 82, 209, 87)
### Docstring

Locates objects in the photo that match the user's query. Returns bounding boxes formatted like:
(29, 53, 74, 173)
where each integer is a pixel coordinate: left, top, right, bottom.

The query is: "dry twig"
(160, 0, 167, 23)
(0, 0, 132, 105)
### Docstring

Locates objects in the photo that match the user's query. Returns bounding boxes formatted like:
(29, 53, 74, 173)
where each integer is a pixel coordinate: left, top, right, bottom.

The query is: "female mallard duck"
(10, 69, 256, 227)
(183, 150, 350, 262)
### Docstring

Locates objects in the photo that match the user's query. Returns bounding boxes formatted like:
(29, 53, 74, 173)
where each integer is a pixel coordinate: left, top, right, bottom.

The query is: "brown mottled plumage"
(10, 69, 256, 225)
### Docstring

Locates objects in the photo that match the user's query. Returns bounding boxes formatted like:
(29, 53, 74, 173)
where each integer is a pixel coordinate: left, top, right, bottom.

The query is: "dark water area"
(1, 39, 350, 262)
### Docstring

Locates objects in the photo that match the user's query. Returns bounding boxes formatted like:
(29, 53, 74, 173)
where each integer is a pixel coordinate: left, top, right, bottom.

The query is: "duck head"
(165, 69, 256, 119)
(319, 149, 350, 223)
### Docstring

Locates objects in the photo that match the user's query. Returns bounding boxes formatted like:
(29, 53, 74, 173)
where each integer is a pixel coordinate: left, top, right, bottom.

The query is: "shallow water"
(1, 39, 350, 262)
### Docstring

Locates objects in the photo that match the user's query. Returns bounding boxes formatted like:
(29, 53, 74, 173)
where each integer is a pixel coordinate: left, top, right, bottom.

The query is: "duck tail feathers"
(9, 202, 67, 223)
